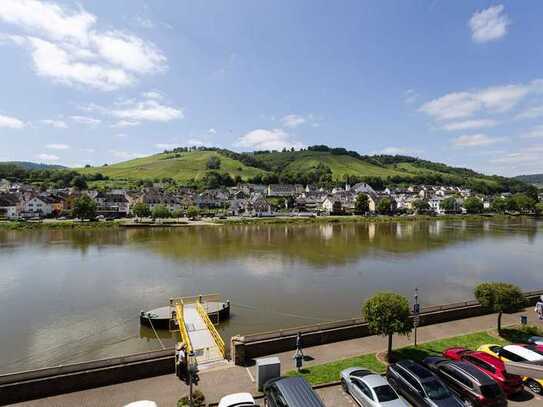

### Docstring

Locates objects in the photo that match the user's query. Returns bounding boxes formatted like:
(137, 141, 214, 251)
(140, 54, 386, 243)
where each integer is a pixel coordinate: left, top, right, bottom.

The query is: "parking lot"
(316, 384, 543, 407)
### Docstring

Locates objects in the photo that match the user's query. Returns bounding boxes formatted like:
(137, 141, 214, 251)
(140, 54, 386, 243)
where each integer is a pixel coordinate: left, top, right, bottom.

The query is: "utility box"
(256, 356, 280, 391)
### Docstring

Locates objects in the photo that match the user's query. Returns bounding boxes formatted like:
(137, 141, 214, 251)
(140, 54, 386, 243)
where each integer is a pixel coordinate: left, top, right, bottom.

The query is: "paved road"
(316, 385, 543, 407)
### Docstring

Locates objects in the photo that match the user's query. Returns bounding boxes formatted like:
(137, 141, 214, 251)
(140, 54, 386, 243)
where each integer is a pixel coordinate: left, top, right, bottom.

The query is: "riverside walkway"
(12, 308, 543, 407)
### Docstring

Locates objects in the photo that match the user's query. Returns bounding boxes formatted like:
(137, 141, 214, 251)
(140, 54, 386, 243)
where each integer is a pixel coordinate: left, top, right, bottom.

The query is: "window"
(498, 349, 526, 362)
(402, 373, 423, 393)
(374, 385, 399, 402)
(422, 379, 451, 401)
(441, 366, 473, 389)
(353, 380, 373, 400)
(465, 356, 496, 374)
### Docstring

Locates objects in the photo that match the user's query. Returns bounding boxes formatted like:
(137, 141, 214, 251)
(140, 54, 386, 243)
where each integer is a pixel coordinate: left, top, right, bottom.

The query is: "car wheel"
(341, 379, 349, 394)
(527, 379, 543, 394)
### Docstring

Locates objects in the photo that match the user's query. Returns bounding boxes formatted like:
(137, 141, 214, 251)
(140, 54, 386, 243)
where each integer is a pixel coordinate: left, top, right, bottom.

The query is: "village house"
(95, 192, 129, 217)
(22, 196, 54, 217)
(0, 192, 20, 219)
(140, 192, 181, 213)
(267, 184, 303, 197)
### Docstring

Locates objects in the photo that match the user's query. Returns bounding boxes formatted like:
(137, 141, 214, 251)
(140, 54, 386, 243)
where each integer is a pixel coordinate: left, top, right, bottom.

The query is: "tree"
(178, 389, 205, 407)
(441, 197, 457, 213)
(491, 197, 508, 213)
(71, 176, 88, 190)
(463, 197, 484, 214)
(152, 205, 171, 219)
(206, 156, 221, 170)
(474, 282, 525, 333)
(355, 194, 370, 215)
(511, 193, 536, 214)
(132, 202, 151, 218)
(413, 199, 430, 214)
(376, 197, 395, 215)
(72, 195, 96, 220)
(186, 206, 200, 220)
(363, 292, 413, 360)
(536, 203, 543, 216)
(332, 200, 343, 215)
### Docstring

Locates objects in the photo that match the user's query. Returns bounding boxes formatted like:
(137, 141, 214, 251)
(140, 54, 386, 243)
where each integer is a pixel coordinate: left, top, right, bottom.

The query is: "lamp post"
(413, 288, 420, 347)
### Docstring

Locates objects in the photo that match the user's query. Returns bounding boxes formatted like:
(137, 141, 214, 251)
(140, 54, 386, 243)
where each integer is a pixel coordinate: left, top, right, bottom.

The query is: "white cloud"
(115, 133, 128, 138)
(36, 153, 59, 161)
(70, 115, 101, 125)
(281, 114, 306, 128)
(41, 119, 67, 128)
(441, 119, 497, 131)
(142, 91, 163, 100)
(235, 129, 304, 151)
(404, 89, 419, 104)
(208, 128, 217, 135)
(419, 80, 543, 121)
(375, 147, 423, 155)
(134, 16, 154, 29)
(490, 145, 543, 174)
(452, 134, 505, 148)
(516, 105, 543, 120)
(45, 143, 69, 150)
(0, 0, 166, 90)
(522, 125, 543, 139)
(155, 143, 177, 150)
(187, 138, 205, 147)
(109, 150, 146, 160)
(469, 5, 510, 43)
(110, 99, 183, 122)
(111, 120, 140, 128)
(0, 114, 25, 129)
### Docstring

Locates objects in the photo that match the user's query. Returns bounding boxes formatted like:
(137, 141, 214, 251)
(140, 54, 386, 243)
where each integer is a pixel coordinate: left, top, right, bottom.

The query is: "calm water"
(1, 219, 542, 374)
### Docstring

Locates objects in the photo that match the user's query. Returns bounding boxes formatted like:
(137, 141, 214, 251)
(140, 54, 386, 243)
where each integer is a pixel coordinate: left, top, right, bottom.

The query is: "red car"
(443, 347, 524, 396)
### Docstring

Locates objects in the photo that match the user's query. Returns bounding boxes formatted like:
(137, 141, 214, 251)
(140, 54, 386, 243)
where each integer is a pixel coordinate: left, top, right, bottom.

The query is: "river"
(0, 218, 542, 374)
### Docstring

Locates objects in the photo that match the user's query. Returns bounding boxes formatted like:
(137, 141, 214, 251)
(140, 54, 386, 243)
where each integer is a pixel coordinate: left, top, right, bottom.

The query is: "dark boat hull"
(140, 301, 230, 330)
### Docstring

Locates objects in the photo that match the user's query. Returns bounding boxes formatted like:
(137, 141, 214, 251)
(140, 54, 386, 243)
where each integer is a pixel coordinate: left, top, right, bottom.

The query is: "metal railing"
(196, 301, 225, 358)
(171, 299, 193, 354)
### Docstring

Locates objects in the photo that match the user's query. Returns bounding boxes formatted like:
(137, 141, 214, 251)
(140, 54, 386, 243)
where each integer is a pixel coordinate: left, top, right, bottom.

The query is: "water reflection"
(0, 218, 541, 374)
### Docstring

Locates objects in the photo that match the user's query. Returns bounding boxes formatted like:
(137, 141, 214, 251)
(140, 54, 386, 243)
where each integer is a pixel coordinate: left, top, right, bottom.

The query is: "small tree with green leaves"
(376, 197, 395, 215)
(413, 199, 430, 214)
(474, 282, 525, 333)
(186, 206, 200, 220)
(491, 197, 508, 213)
(151, 205, 171, 219)
(72, 195, 97, 220)
(71, 176, 88, 190)
(355, 194, 370, 215)
(206, 155, 221, 170)
(441, 197, 458, 213)
(536, 203, 543, 216)
(178, 390, 205, 407)
(463, 197, 484, 214)
(363, 292, 413, 360)
(132, 202, 151, 218)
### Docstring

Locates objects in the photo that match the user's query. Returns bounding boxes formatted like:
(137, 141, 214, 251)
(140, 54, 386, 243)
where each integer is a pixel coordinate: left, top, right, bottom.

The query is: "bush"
(463, 197, 484, 214)
(151, 205, 171, 219)
(206, 156, 221, 170)
(474, 282, 525, 332)
(132, 202, 151, 218)
(72, 195, 97, 220)
(178, 390, 205, 407)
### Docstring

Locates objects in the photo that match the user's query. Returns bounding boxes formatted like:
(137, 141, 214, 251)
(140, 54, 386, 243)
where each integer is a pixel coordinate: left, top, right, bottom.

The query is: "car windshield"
(480, 384, 502, 399)
(423, 379, 451, 400)
(374, 385, 399, 402)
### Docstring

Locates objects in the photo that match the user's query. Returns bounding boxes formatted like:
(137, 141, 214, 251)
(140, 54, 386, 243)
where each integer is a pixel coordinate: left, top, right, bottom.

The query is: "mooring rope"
(146, 315, 166, 350)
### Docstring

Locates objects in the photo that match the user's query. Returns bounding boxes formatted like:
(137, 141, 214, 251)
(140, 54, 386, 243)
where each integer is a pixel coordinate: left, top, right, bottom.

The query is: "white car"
(341, 367, 408, 407)
(218, 392, 258, 407)
(123, 401, 158, 407)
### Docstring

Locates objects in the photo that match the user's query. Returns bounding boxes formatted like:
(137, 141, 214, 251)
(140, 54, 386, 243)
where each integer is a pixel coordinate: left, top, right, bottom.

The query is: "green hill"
(75, 146, 529, 193)
(0, 161, 66, 170)
(77, 150, 266, 182)
(514, 174, 543, 186)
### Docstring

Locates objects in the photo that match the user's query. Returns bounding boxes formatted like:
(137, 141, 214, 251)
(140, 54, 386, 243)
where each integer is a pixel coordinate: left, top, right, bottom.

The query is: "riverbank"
(0, 213, 530, 230)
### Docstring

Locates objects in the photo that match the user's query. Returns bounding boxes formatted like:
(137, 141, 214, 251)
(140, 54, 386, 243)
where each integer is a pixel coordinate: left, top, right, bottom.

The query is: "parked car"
(527, 336, 543, 346)
(218, 392, 258, 407)
(442, 347, 523, 396)
(340, 367, 408, 407)
(423, 357, 507, 407)
(386, 359, 464, 407)
(263, 376, 325, 407)
(477, 344, 543, 394)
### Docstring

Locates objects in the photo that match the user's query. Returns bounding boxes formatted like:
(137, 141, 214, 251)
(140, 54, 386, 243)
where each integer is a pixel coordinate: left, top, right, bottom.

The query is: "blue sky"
(1, 1, 543, 176)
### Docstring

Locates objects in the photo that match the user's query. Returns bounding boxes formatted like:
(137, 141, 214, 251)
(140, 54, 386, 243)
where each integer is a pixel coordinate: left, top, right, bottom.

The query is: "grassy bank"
(287, 331, 506, 385)
(0, 220, 121, 231)
(216, 214, 519, 226)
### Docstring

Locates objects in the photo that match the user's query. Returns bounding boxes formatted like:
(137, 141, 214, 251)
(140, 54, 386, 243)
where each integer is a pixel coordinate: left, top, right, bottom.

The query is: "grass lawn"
(287, 331, 507, 385)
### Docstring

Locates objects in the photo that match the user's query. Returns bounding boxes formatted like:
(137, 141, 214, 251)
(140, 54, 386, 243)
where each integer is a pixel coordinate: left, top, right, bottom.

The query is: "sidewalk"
(13, 308, 541, 407)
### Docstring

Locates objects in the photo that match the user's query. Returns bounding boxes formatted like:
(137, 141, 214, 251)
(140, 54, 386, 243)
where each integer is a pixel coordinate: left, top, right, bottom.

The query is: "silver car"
(341, 367, 409, 407)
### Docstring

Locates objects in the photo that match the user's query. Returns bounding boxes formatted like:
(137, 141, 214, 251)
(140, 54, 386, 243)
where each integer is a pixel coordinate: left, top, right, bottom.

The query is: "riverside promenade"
(11, 308, 543, 407)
